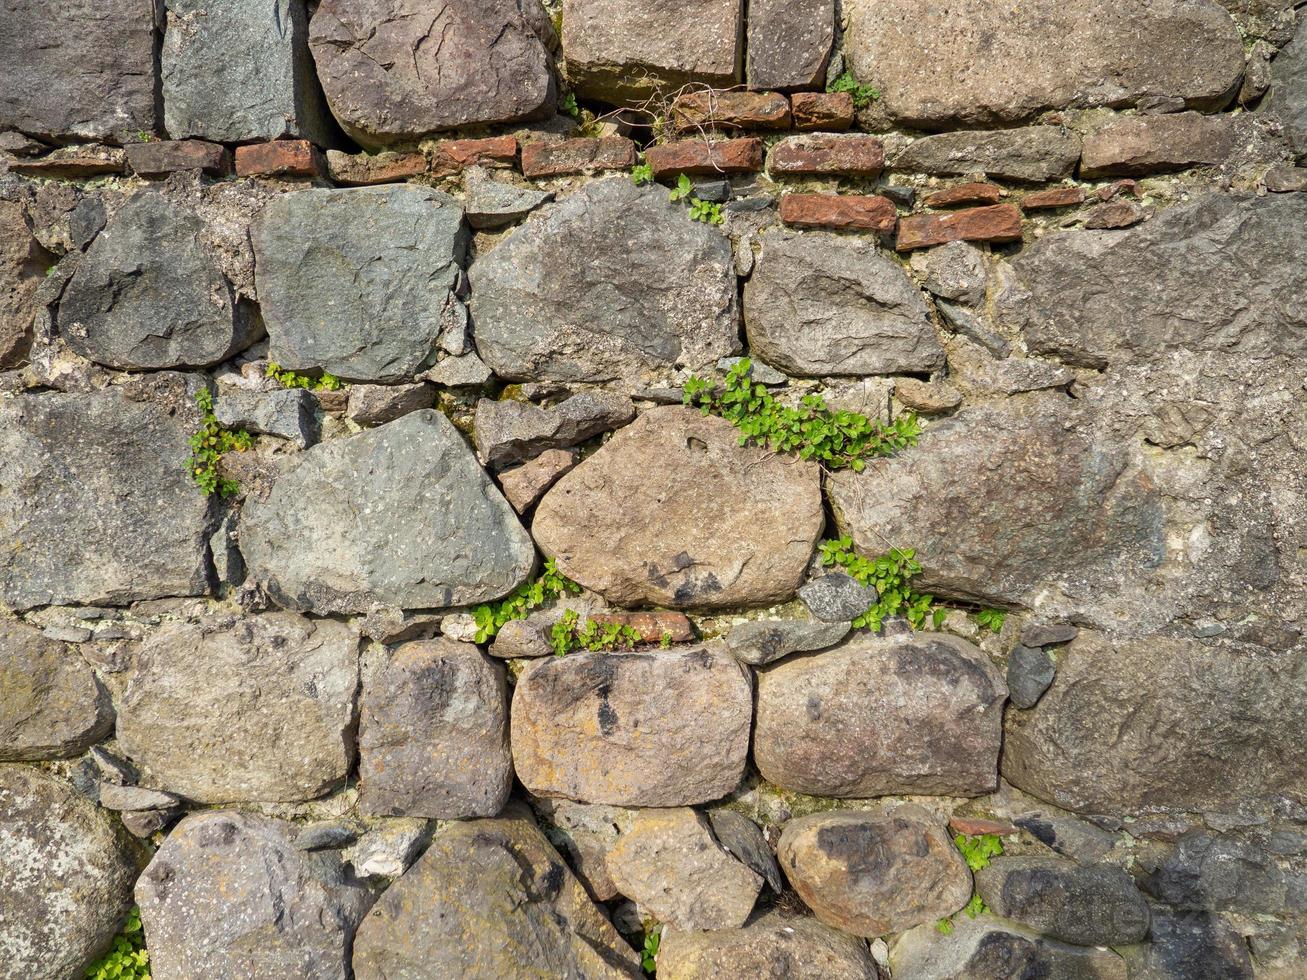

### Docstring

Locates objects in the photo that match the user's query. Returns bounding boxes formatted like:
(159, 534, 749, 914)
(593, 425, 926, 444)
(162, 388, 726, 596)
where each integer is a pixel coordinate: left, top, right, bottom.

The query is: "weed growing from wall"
(550, 610, 643, 656)
(85, 906, 149, 980)
(265, 362, 343, 392)
(188, 388, 252, 497)
(471, 558, 580, 642)
(818, 537, 943, 631)
(826, 71, 879, 108)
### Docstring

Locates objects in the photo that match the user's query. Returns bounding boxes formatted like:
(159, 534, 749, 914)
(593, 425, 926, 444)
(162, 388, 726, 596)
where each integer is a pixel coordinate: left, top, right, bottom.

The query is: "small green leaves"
(86, 906, 149, 980)
(935, 917, 954, 935)
(962, 893, 987, 918)
(818, 537, 937, 632)
(188, 389, 253, 498)
(641, 929, 660, 974)
(471, 559, 581, 643)
(975, 607, 1007, 633)
(668, 173, 694, 202)
(561, 92, 580, 118)
(659, 630, 672, 649)
(551, 609, 643, 656)
(688, 197, 723, 225)
(631, 161, 654, 186)
(954, 833, 1004, 873)
(266, 362, 343, 392)
(827, 70, 879, 109)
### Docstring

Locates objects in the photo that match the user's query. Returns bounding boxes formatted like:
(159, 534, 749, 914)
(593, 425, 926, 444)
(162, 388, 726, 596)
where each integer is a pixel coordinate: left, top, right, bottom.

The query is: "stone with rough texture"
(346, 382, 435, 426)
(116, 612, 359, 804)
(976, 857, 1151, 946)
(755, 631, 1006, 797)
(1265, 17, 1307, 158)
(126, 139, 231, 178)
(1021, 623, 1079, 647)
(707, 810, 782, 893)
(768, 134, 885, 176)
(325, 149, 426, 186)
(474, 390, 636, 468)
(660, 911, 878, 979)
(799, 573, 878, 622)
(0, 766, 139, 980)
(0, 620, 111, 761)
(792, 92, 854, 130)
(1007, 644, 1056, 709)
(1, 199, 47, 369)
(1082, 200, 1148, 230)
(530, 797, 629, 902)
(428, 135, 519, 177)
(214, 387, 318, 448)
(745, 229, 942, 377)
(254, 186, 466, 383)
(163, 0, 332, 143)
(1080, 112, 1234, 177)
(470, 178, 739, 385)
(462, 166, 553, 229)
(1142, 830, 1307, 915)
(352, 807, 641, 979)
(533, 407, 823, 609)
(0, 388, 211, 611)
(1121, 908, 1254, 980)
(645, 137, 764, 177)
(606, 808, 762, 931)
(911, 241, 987, 304)
(845, 0, 1244, 128)
(894, 378, 963, 414)
(521, 137, 638, 177)
(725, 618, 850, 666)
(779, 807, 972, 938)
(309, 0, 555, 149)
(511, 645, 752, 806)
(60, 192, 255, 370)
(564, 0, 744, 103)
(896, 204, 1024, 251)
(779, 193, 897, 232)
(234, 139, 325, 178)
(891, 127, 1083, 183)
(498, 448, 578, 513)
(890, 915, 1128, 980)
(242, 410, 535, 614)
(1003, 193, 1307, 367)
(1003, 632, 1307, 817)
(1264, 164, 1307, 192)
(747, 0, 834, 91)
(358, 639, 512, 819)
(0, 0, 159, 142)
(137, 811, 372, 980)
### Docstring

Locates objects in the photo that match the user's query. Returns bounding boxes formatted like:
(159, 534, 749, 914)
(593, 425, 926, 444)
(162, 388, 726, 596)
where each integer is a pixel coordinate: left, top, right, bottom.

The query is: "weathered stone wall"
(1, 1, 1304, 977)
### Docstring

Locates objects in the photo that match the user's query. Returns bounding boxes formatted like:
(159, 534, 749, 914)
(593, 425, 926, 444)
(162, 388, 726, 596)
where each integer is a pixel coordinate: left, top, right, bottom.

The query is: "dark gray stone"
(724, 618, 850, 666)
(1006, 644, 1056, 709)
(891, 127, 1083, 182)
(1142, 830, 1307, 915)
(254, 186, 467, 383)
(937, 299, 1011, 358)
(346, 382, 436, 426)
(294, 823, 359, 852)
(911, 241, 988, 305)
(890, 915, 1128, 980)
(976, 856, 1150, 946)
(799, 573, 878, 622)
(97, 784, 181, 812)
(709, 809, 783, 893)
(1120, 909, 1254, 980)
(1020, 622, 1079, 647)
(747, 0, 835, 90)
(474, 390, 636, 468)
(1265, 16, 1307, 159)
(693, 179, 731, 203)
(214, 387, 318, 448)
(462, 166, 553, 230)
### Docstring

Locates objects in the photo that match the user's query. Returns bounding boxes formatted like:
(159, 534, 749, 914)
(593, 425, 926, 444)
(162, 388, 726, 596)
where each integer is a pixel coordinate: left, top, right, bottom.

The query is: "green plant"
(935, 917, 954, 935)
(827, 70, 879, 109)
(551, 609, 643, 656)
(631, 161, 654, 186)
(86, 906, 149, 980)
(659, 631, 672, 649)
(472, 559, 580, 643)
(265, 362, 343, 392)
(641, 929, 660, 974)
(688, 197, 723, 225)
(974, 608, 1006, 633)
(954, 833, 1004, 873)
(683, 359, 922, 472)
(561, 92, 580, 117)
(668, 173, 694, 202)
(188, 388, 253, 498)
(817, 537, 941, 632)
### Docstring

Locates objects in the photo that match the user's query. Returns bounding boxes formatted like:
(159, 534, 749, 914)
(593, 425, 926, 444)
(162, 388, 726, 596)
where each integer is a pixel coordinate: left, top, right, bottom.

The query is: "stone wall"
(1, 1, 1305, 977)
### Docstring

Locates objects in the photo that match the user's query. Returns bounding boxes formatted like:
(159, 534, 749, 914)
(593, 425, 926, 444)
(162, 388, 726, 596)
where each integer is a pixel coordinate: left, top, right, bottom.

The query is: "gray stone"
(717, 355, 787, 385)
(511, 645, 752, 806)
(242, 410, 535, 614)
(97, 784, 180, 812)
(845, 0, 1243, 129)
(976, 856, 1150, 946)
(463, 166, 554, 229)
(1, 198, 47, 370)
(358, 638, 512, 819)
(911, 241, 988, 304)
(890, 915, 1128, 980)
(707, 809, 783, 893)
(755, 631, 1006, 797)
(744, 228, 943, 377)
(1080, 112, 1235, 177)
(693, 179, 731, 203)
(498, 448, 579, 514)
(423, 351, 493, 386)
(0, 766, 139, 980)
(474, 390, 636, 468)
(254, 186, 467, 383)
(116, 612, 359, 804)
(0, 387, 211, 611)
(351, 807, 641, 979)
(1003, 193, 1307, 368)
(779, 806, 973, 938)
(937, 300, 1012, 358)
(533, 407, 823, 609)
(294, 823, 359, 853)
(724, 618, 850, 666)
(1003, 632, 1307, 817)
(344, 820, 429, 879)
(163, 0, 332, 143)
(892, 126, 1083, 182)
(137, 811, 373, 980)
(564, 0, 744, 103)
(1020, 622, 1079, 647)
(661, 912, 877, 979)
(747, 0, 835, 90)
(60, 192, 256, 370)
(0, 0, 159, 142)
(470, 177, 740, 386)
(1265, 16, 1307, 158)
(345, 382, 435, 426)
(309, 0, 556, 149)
(1006, 644, 1056, 709)
(531, 797, 630, 901)
(89, 747, 137, 785)
(120, 808, 180, 839)
(799, 573, 878, 622)
(0, 620, 111, 761)
(214, 387, 318, 448)
(607, 807, 763, 931)
(1265, 164, 1307, 192)
(1120, 908, 1254, 980)
(1143, 830, 1307, 915)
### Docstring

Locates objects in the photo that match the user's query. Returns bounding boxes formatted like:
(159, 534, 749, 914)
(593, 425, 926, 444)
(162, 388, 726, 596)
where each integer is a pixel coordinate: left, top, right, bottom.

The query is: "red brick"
(791, 92, 855, 131)
(671, 90, 791, 131)
(10, 144, 126, 178)
(1021, 186, 1086, 211)
(126, 139, 230, 178)
(924, 182, 1002, 209)
(326, 149, 427, 186)
(895, 204, 1024, 251)
(645, 138, 764, 177)
(234, 140, 325, 179)
(768, 134, 885, 178)
(521, 137, 637, 178)
(428, 135, 518, 177)
(588, 612, 694, 644)
(780, 193, 897, 232)
(948, 816, 1019, 838)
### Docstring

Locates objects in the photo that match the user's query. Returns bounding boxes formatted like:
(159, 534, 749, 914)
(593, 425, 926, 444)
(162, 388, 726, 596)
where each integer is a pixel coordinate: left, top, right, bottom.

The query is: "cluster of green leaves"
(683, 359, 921, 472)
(188, 388, 253, 498)
(827, 70, 879, 109)
(668, 173, 723, 225)
(550, 609, 643, 656)
(560, 92, 580, 117)
(471, 559, 580, 643)
(631, 161, 654, 186)
(937, 833, 1006, 930)
(818, 537, 943, 632)
(265, 362, 343, 392)
(641, 929, 660, 974)
(86, 907, 149, 980)
(974, 607, 1007, 633)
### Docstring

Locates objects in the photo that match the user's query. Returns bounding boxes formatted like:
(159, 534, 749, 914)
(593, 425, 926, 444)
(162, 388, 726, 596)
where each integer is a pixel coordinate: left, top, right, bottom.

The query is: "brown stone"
(325, 149, 427, 186)
(587, 611, 694, 644)
(1080, 112, 1234, 178)
(1265, 165, 1307, 193)
(896, 204, 1023, 251)
(925, 182, 1002, 208)
(1096, 179, 1140, 200)
(894, 378, 962, 415)
(9, 145, 126, 178)
(646, 137, 765, 177)
(1021, 186, 1087, 210)
(520, 137, 638, 178)
(671, 91, 792, 131)
(428, 135, 518, 178)
(791, 92, 855, 131)
(0, 199, 48, 370)
(779, 193, 897, 232)
(498, 448, 579, 514)
(234, 140, 325, 179)
(1083, 200, 1148, 229)
(768, 134, 885, 177)
(949, 816, 1020, 838)
(126, 140, 231, 178)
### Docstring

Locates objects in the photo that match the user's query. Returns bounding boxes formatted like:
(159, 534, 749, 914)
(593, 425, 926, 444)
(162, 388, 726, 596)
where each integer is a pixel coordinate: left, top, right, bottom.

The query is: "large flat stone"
(0, 620, 111, 761)
(1080, 112, 1234, 177)
(243, 410, 533, 614)
(976, 857, 1150, 947)
(889, 915, 1128, 980)
(1265, 15, 1307, 158)
(747, 0, 835, 91)
(659, 911, 878, 979)
(891, 127, 1082, 183)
